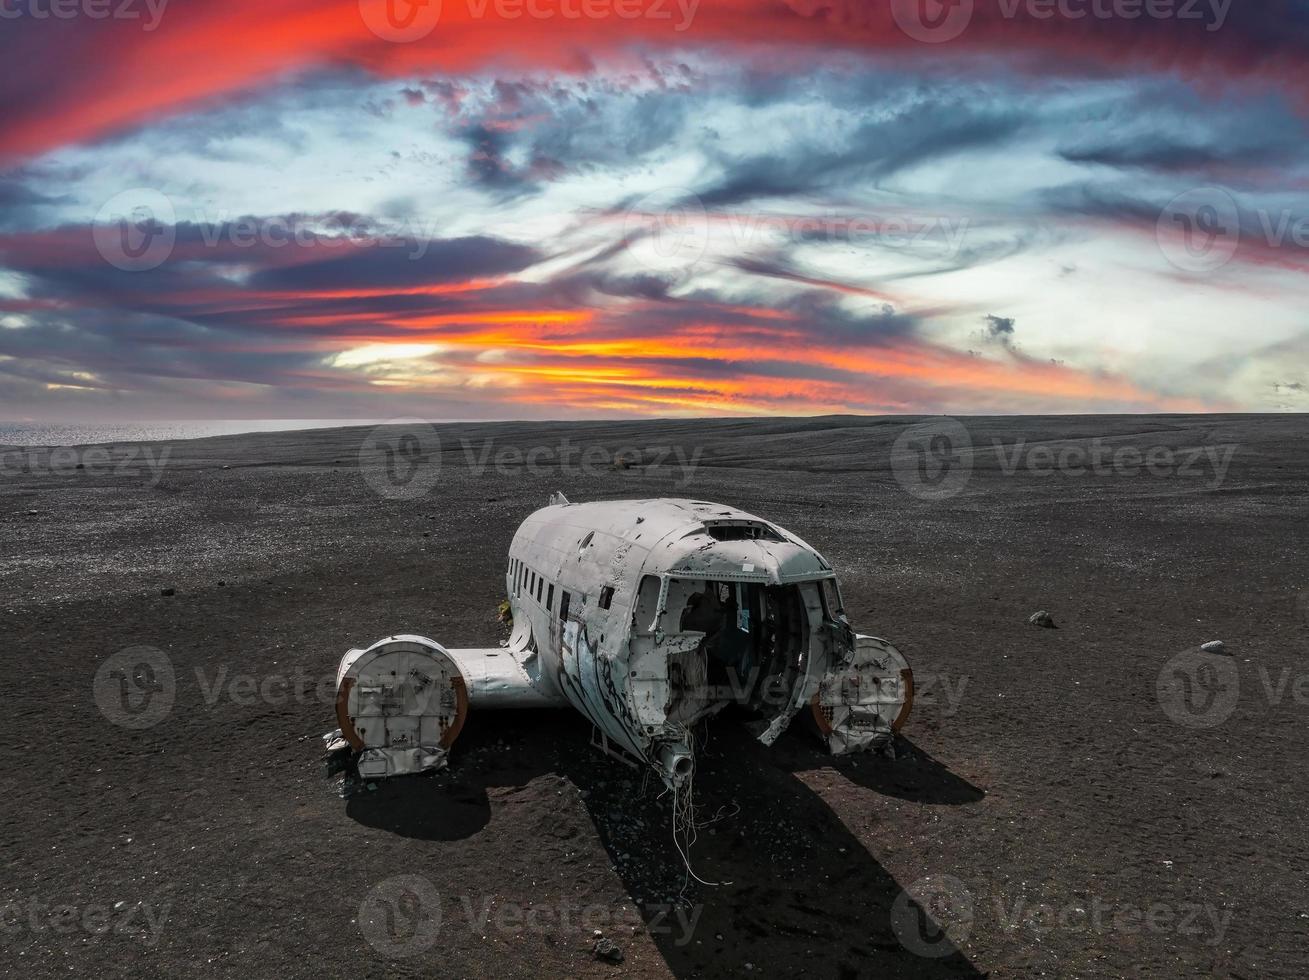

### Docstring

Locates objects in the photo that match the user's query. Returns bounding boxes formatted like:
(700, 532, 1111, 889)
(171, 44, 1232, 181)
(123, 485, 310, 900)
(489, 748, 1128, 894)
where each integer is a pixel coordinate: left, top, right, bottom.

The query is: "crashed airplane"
(327, 496, 913, 791)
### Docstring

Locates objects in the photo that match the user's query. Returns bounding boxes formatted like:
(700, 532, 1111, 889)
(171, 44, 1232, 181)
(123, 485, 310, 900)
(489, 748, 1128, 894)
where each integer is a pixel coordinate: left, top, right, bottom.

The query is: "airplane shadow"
(345, 713, 986, 977)
(344, 711, 555, 840)
(771, 728, 987, 807)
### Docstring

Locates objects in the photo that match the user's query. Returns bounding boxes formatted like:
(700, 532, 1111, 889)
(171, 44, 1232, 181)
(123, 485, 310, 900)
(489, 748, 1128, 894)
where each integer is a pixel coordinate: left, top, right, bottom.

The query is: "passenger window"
(559, 591, 570, 622)
(599, 586, 614, 610)
(536, 577, 543, 602)
(547, 583, 554, 611)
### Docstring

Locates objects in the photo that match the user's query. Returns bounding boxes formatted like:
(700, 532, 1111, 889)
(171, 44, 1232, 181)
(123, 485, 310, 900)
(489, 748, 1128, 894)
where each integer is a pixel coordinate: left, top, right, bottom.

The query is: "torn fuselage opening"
(631, 574, 824, 748)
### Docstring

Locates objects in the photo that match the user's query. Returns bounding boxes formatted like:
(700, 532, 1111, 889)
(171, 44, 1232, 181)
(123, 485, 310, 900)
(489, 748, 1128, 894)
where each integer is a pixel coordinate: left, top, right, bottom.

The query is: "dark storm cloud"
(1055, 90, 1309, 176)
(434, 71, 698, 197)
(248, 235, 542, 291)
(694, 103, 1025, 208)
(0, 306, 314, 394)
(0, 175, 67, 231)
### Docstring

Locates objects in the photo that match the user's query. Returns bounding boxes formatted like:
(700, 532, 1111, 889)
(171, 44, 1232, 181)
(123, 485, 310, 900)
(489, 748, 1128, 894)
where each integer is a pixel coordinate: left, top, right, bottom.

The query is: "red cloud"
(1, 0, 1305, 161)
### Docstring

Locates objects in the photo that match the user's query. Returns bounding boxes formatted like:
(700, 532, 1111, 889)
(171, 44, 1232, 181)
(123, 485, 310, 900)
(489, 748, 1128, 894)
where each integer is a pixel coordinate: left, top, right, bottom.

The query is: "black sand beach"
(2, 415, 1306, 978)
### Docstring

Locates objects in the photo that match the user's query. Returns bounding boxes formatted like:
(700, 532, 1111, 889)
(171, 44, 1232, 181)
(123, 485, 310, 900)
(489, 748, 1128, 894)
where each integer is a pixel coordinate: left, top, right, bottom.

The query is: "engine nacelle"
(333, 635, 469, 779)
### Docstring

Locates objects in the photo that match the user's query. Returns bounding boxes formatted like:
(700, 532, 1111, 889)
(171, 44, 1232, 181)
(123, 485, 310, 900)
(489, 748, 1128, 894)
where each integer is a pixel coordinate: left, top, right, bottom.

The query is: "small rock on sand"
(1200, 640, 1229, 655)
(592, 938, 624, 964)
(1028, 610, 1057, 629)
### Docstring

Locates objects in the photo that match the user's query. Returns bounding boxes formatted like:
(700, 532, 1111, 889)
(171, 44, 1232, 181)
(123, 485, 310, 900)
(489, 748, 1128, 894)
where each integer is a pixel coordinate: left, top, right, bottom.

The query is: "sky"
(0, 0, 1307, 420)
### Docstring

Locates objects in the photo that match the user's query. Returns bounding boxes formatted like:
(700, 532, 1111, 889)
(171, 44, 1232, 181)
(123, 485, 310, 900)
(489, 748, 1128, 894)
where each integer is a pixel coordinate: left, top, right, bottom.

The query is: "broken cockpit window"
(701, 520, 784, 542)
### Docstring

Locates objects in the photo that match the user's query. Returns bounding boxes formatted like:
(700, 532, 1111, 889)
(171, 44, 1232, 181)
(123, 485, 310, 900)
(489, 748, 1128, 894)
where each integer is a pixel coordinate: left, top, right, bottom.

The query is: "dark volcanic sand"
(2, 414, 1306, 978)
